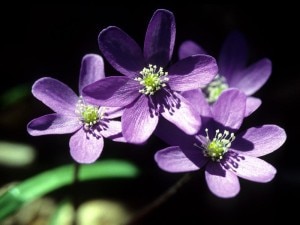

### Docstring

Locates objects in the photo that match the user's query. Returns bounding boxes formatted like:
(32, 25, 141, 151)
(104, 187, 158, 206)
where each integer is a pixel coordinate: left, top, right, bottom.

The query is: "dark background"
(0, 4, 299, 224)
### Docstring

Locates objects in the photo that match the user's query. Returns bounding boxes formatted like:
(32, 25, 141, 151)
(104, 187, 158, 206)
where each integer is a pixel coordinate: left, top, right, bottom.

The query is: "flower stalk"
(126, 173, 193, 225)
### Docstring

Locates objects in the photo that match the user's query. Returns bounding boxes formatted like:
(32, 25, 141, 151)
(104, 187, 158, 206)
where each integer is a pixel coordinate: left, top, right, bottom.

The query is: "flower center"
(135, 64, 169, 95)
(75, 96, 105, 130)
(197, 128, 235, 162)
(203, 75, 228, 103)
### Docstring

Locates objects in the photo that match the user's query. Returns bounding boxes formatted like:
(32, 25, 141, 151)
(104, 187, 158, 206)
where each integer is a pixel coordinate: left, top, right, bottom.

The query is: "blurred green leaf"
(0, 83, 30, 109)
(49, 199, 73, 225)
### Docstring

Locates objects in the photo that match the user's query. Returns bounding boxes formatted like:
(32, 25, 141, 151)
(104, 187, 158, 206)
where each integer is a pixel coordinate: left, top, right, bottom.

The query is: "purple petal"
(144, 9, 175, 67)
(82, 76, 140, 107)
(245, 97, 261, 117)
(232, 125, 287, 157)
(212, 89, 246, 129)
(79, 54, 105, 95)
(27, 113, 81, 135)
(205, 163, 240, 198)
(32, 77, 78, 115)
(178, 40, 207, 59)
(122, 96, 158, 144)
(98, 26, 145, 78)
(70, 128, 103, 164)
(154, 146, 202, 172)
(100, 120, 126, 142)
(230, 154, 276, 183)
(230, 58, 272, 95)
(218, 31, 248, 83)
(168, 55, 218, 91)
(160, 93, 201, 135)
(181, 89, 212, 117)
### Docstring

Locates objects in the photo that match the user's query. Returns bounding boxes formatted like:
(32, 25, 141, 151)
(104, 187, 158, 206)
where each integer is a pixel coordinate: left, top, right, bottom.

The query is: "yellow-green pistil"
(75, 96, 105, 130)
(204, 75, 228, 103)
(135, 64, 169, 95)
(202, 128, 235, 162)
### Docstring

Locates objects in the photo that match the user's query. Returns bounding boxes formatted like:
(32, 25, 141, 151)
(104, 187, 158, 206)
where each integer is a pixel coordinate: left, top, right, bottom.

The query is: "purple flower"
(27, 54, 124, 164)
(179, 31, 272, 116)
(155, 89, 286, 198)
(83, 9, 218, 144)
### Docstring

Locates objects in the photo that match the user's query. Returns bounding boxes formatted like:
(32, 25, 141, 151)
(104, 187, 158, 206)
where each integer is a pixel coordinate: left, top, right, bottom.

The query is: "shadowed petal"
(230, 154, 276, 182)
(83, 76, 140, 107)
(27, 113, 81, 135)
(98, 26, 145, 78)
(144, 9, 175, 67)
(70, 128, 103, 164)
(155, 146, 203, 172)
(232, 125, 287, 157)
(178, 40, 207, 59)
(168, 55, 218, 91)
(245, 97, 261, 117)
(122, 96, 158, 144)
(230, 58, 272, 95)
(181, 89, 212, 117)
(205, 163, 240, 198)
(32, 77, 78, 115)
(212, 89, 246, 129)
(218, 31, 248, 83)
(79, 54, 105, 95)
(161, 93, 201, 135)
(100, 120, 126, 142)
(104, 107, 124, 119)
(156, 117, 198, 148)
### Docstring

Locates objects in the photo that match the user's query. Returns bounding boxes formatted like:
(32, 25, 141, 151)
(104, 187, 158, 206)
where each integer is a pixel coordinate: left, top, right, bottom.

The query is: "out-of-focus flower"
(179, 31, 272, 116)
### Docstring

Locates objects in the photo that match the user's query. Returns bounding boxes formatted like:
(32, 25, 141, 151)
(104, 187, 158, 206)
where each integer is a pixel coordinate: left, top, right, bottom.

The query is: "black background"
(0, 4, 299, 224)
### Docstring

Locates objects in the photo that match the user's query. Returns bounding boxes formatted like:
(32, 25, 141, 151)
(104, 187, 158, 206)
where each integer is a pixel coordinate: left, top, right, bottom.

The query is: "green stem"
(72, 162, 80, 225)
(0, 159, 139, 221)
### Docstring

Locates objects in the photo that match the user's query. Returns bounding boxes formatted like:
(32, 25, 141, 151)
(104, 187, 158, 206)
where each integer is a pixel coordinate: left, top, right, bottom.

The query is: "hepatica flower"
(27, 54, 124, 164)
(83, 9, 218, 144)
(179, 31, 272, 116)
(155, 89, 286, 198)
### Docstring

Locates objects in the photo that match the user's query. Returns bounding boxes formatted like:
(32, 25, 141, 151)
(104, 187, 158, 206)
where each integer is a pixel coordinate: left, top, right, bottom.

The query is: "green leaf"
(0, 159, 139, 221)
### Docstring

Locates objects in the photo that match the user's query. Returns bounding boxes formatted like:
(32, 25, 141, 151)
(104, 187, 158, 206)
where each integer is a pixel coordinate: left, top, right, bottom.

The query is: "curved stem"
(0, 159, 139, 222)
(126, 172, 194, 225)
